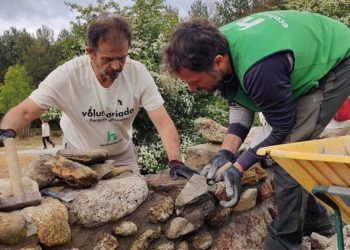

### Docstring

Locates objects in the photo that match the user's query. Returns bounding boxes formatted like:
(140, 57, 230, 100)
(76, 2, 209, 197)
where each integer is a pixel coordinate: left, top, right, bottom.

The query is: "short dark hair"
(163, 18, 228, 75)
(87, 16, 132, 51)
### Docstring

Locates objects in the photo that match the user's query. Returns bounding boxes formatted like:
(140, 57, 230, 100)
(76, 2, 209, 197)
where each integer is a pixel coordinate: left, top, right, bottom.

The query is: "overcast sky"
(0, 0, 195, 37)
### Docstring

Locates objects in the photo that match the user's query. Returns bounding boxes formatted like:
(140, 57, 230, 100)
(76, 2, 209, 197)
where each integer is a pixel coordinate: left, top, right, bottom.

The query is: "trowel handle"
(3, 138, 24, 196)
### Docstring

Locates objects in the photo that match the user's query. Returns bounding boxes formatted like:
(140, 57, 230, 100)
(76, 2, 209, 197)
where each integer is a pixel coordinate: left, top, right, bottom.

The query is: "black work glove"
(201, 149, 236, 182)
(169, 160, 198, 180)
(0, 129, 16, 147)
(220, 165, 242, 208)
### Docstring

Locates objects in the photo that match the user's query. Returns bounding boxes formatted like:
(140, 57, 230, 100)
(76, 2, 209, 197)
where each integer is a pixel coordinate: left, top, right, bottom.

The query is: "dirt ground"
(0, 135, 62, 178)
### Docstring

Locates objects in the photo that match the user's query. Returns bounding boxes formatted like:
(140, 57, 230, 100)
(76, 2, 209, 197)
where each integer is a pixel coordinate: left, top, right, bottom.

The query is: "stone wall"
(0, 118, 349, 250)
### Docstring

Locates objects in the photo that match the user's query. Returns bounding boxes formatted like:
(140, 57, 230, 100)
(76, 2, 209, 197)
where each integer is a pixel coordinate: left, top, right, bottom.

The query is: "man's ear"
(214, 54, 231, 73)
(86, 47, 94, 57)
(213, 54, 225, 71)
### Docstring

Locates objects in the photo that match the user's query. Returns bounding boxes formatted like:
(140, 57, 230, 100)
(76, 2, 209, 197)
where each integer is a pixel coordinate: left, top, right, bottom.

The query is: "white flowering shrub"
(41, 108, 62, 121)
(134, 73, 227, 174)
(136, 140, 166, 174)
(286, 0, 350, 26)
(179, 133, 204, 157)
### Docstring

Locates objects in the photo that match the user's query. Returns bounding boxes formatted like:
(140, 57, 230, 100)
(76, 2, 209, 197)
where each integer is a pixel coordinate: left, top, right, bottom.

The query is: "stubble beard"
(103, 68, 121, 81)
(207, 70, 225, 92)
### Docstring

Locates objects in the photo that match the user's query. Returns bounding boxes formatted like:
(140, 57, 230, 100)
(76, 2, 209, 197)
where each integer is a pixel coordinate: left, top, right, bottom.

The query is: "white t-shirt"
(30, 55, 164, 155)
(41, 122, 50, 137)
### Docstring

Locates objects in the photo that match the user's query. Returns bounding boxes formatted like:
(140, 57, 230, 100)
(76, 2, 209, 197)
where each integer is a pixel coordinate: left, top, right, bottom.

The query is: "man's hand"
(169, 160, 198, 180)
(220, 166, 242, 208)
(201, 149, 236, 182)
(0, 129, 16, 147)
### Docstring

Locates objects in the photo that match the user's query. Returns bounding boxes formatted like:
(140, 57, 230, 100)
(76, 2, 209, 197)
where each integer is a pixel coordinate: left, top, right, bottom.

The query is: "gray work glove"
(201, 149, 236, 182)
(169, 160, 198, 180)
(220, 165, 242, 208)
(0, 129, 16, 147)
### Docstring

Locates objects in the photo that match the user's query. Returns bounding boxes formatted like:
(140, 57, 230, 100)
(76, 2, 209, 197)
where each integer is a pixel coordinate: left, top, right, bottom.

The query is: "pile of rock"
(0, 149, 148, 248)
(0, 117, 348, 249)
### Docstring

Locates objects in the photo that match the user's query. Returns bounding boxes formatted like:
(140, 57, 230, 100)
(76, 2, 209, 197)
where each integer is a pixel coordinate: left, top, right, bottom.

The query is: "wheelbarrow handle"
(3, 138, 24, 196)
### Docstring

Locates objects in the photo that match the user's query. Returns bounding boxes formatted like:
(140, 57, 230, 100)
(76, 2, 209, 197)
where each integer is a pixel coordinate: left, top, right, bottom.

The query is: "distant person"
(0, 15, 197, 179)
(40, 118, 55, 149)
(163, 10, 349, 249)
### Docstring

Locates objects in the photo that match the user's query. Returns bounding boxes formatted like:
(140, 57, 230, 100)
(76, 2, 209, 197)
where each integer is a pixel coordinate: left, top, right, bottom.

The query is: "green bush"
(134, 74, 228, 174)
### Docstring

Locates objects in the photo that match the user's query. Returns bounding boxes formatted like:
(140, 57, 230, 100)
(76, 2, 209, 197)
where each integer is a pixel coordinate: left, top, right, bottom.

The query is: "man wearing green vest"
(163, 10, 350, 249)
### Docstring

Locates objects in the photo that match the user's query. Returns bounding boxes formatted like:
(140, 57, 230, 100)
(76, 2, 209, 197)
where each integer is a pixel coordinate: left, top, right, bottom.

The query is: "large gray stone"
(214, 184, 258, 211)
(66, 176, 148, 228)
(56, 149, 108, 165)
(0, 211, 26, 244)
(47, 155, 98, 188)
(144, 173, 187, 199)
(21, 197, 71, 247)
(23, 155, 56, 189)
(212, 197, 274, 250)
(233, 188, 258, 212)
(194, 118, 226, 144)
(175, 174, 208, 207)
(89, 160, 114, 179)
(103, 166, 133, 179)
(0, 177, 39, 198)
(185, 143, 221, 172)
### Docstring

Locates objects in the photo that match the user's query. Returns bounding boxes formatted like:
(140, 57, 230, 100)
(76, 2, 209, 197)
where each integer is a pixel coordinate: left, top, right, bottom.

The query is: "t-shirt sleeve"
(139, 67, 164, 111)
(227, 102, 254, 141)
(29, 65, 68, 110)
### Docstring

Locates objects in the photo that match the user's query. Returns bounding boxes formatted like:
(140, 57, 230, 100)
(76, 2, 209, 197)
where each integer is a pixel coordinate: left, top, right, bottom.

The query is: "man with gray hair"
(0, 15, 197, 179)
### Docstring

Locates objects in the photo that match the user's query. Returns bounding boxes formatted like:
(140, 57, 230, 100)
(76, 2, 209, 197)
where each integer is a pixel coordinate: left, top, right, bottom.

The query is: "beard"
(102, 67, 122, 81)
(205, 70, 227, 92)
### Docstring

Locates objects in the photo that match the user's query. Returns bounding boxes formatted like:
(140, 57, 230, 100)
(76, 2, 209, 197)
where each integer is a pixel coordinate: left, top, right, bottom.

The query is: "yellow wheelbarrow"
(257, 135, 350, 250)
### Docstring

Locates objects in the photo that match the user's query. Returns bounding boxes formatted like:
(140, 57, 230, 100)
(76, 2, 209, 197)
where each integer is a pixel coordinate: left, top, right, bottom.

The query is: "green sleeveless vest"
(219, 10, 350, 111)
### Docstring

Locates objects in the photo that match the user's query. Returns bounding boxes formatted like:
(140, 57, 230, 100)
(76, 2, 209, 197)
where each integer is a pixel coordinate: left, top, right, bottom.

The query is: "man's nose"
(110, 60, 121, 70)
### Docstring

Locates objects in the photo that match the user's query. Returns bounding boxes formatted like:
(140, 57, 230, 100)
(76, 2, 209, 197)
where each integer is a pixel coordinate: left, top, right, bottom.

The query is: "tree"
(61, 0, 122, 60)
(212, 0, 287, 26)
(286, 0, 350, 25)
(20, 26, 63, 87)
(188, 0, 210, 18)
(213, 0, 251, 26)
(56, 29, 85, 61)
(127, 0, 179, 72)
(0, 65, 32, 113)
(0, 28, 28, 83)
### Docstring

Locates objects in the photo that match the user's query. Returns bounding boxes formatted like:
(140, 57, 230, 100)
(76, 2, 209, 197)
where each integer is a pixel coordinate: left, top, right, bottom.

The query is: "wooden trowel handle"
(3, 138, 24, 196)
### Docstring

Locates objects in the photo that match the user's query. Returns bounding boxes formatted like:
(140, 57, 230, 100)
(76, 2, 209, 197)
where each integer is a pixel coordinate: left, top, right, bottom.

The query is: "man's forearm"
(222, 134, 244, 173)
(147, 106, 182, 162)
(159, 122, 182, 161)
(1, 98, 44, 132)
(221, 133, 242, 154)
(1, 107, 28, 132)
